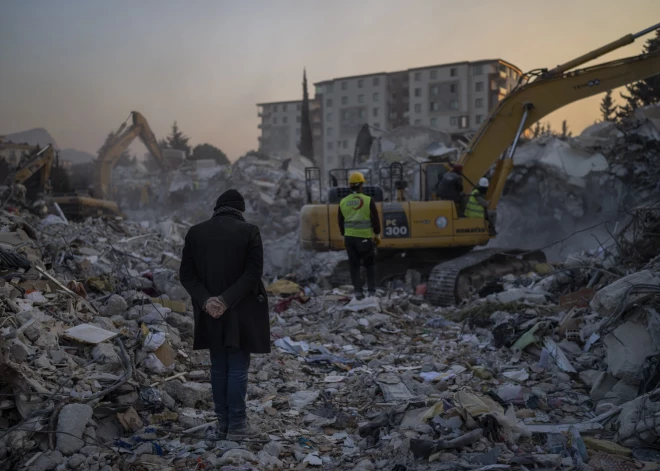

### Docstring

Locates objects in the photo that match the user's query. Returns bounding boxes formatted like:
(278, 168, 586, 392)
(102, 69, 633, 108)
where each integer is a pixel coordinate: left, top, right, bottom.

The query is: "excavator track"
(427, 249, 546, 306)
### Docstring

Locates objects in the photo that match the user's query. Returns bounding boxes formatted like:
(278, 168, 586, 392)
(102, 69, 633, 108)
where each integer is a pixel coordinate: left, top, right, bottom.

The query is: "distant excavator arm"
(459, 23, 660, 209)
(13, 144, 54, 192)
(95, 111, 167, 200)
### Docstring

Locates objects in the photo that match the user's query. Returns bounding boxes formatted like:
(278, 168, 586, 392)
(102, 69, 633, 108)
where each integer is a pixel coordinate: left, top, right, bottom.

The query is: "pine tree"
(619, 30, 660, 117)
(532, 122, 542, 138)
(561, 120, 572, 139)
(600, 90, 616, 122)
(298, 69, 314, 161)
(166, 121, 191, 157)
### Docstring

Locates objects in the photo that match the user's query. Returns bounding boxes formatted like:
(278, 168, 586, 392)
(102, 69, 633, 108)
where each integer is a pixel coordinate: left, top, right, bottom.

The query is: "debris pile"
(1, 187, 659, 470)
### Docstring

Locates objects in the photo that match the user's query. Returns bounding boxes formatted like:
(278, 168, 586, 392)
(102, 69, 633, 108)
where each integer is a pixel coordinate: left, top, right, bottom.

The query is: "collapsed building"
(0, 103, 659, 470)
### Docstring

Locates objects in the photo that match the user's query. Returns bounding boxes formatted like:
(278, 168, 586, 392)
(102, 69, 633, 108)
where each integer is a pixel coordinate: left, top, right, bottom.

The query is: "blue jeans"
(209, 347, 251, 429)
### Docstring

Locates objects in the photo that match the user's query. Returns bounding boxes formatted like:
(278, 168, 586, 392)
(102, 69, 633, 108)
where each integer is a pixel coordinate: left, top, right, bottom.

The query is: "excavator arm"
(12, 144, 54, 193)
(459, 23, 660, 209)
(94, 111, 167, 200)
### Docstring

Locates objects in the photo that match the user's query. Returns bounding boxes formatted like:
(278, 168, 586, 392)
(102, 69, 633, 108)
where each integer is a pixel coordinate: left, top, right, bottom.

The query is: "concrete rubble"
(0, 105, 659, 470)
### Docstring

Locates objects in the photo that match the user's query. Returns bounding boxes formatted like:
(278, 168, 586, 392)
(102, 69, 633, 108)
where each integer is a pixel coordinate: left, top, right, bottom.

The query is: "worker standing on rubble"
(180, 189, 270, 441)
(436, 163, 464, 211)
(338, 172, 381, 299)
(465, 177, 496, 235)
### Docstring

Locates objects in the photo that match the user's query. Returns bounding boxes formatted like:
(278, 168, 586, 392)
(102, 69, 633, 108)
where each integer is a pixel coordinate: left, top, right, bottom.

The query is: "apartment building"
(408, 60, 521, 131)
(256, 59, 521, 172)
(256, 100, 303, 156)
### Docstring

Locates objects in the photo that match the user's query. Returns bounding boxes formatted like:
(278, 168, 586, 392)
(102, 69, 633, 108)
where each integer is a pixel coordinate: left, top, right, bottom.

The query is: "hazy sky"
(1, 0, 658, 161)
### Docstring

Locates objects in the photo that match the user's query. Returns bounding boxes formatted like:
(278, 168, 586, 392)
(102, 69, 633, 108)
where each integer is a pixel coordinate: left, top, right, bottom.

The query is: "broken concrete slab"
(591, 270, 660, 316)
(604, 321, 654, 383)
(56, 404, 93, 455)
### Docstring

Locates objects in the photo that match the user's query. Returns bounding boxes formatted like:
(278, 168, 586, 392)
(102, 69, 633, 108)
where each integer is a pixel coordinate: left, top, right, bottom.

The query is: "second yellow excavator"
(300, 22, 660, 305)
(54, 111, 175, 218)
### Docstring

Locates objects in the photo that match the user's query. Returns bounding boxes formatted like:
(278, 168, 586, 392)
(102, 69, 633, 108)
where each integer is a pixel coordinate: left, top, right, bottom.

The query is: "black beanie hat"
(214, 189, 245, 212)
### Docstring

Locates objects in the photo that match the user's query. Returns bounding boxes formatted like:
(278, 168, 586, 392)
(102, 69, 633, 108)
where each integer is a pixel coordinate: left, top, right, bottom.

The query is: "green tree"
(560, 120, 572, 139)
(166, 121, 191, 157)
(298, 69, 314, 161)
(600, 90, 616, 122)
(192, 143, 229, 165)
(619, 30, 660, 117)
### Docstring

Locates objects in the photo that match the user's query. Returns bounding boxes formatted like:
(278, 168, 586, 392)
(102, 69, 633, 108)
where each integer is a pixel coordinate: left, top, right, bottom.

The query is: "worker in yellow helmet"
(338, 172, 381, 299)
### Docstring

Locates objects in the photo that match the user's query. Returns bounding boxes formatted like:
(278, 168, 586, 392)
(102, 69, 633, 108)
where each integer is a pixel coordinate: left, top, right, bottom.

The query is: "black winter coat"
(179, 214, 271, 354)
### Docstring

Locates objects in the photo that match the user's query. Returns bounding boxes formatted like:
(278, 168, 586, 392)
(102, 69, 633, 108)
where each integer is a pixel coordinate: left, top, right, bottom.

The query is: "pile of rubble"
(1, 185, 660, 470)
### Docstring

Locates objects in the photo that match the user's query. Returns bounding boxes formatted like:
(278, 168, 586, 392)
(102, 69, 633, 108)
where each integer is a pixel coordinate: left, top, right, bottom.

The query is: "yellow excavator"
(300, 23, 660, 305)
(54, 111, 172, 218)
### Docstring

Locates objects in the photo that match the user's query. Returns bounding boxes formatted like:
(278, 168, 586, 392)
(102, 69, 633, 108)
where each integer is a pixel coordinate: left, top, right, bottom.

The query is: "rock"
(166, 312, 193, 331)
(611, 380, 639, 402)
(91, 343, 122, 370)
(34, 354, 52, 369)
(352, 459, 375, 471)
(258, 450, 283, 468)
(219, 449, 258, 465)
(153, 270, 189, 301)
(78, 446, 101, 457)
(490, 288, 548, 304)
(116, 391, 139, 405)
(590, 372, 618, 401)
(161, 391, 176, 409)
(617, 395, 660, 446)
(256, 370, 269, 382)
(30, 450, 64, 471)
(8, 338, 33, 362)
(579, 369, 601, 388)
(179, 382, 212, 408)
(591, 271, 660, 315)
(91, 317, 117, 333)
(134, 442, 153, 455)
(604, 321, 654, 382)
(67, 453, 85, 469)
(263, 441, 283, 458)
(100, 295, 128, 317)
(56, 404, 93, 455)
(178, 408, 206, 429)
(35, 332, 58, 350)
(24, 321, 42, 342)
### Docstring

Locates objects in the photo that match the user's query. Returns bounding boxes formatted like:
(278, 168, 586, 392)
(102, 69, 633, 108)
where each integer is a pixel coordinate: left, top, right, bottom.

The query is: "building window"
(499, 64, 508, 74)
(326, 84, 334, 93)
(430, 69, 437, 79)
(430, 117, 438, 127)
(476, 98, 484, 108)
(358, 79, 364, 88)
(414, 119, 421, 125)
(414, 72, 421, 81)
(476, 115, 483, 124)
(473, 65, 483, 75)
(358, 109, 365, 119)
(358, 94, 364, 104)
(343, 140, 348, 149)
(326, 112, 332, 121)
(296, 116, 301, 123)
(450, 100, 459, 110)
(283, 104, 288, 111)
(414, 88, 422, 97)
(327, 142, 333, 150)
(450, 84, 457, 94)
(327, 127, 333, 136)
(430, 102, 439, 112)
(373, 92, 379, 101)
(431, 86, 439, 96)
(342, 96, 348, 105)
(273, 117, 278, 124)
(315, 86, 323, 95)
(273, 105, 279, 112)
(282, 117, 288, 124)
(326, 98, 333, 107)
(373, 107, 379, 117)
(373, 77, 380, 86)
(450, 67, 457, 77)
(342, 110, 349, 120)
(414, 103, 421, 113)
(450, 116, 457, 126)
(475, 82, 484, 92)
(341, 81, 347, 90)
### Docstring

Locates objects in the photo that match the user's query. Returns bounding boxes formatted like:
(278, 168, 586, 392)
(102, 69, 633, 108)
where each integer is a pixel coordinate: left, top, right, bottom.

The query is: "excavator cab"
(420, 160, 453, 201)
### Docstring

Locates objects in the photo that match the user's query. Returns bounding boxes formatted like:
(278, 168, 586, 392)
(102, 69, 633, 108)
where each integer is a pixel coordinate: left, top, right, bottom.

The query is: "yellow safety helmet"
(348, 172, 366, 185)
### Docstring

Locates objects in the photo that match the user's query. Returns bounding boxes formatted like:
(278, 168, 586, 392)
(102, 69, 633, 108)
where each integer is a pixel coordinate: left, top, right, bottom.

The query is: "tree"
(600, 90, 616, 122)
(531, 122, 543, 138)
(619, 30, 660, 117)
(166, 121, 191, 157)
(98, 131, 135, 167)
(298, 69, 314, 161)
(191, 143, 230, 165)
(560, 120, 572, 139)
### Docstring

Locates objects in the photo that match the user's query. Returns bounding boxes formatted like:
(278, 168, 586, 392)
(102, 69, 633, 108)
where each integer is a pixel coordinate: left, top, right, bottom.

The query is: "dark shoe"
(216, 424, 228, 441)
(226, 422, 260, 441)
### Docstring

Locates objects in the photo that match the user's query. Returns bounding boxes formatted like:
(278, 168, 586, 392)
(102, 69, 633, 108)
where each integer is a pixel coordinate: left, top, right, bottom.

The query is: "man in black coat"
(179, 189, 270, 440)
